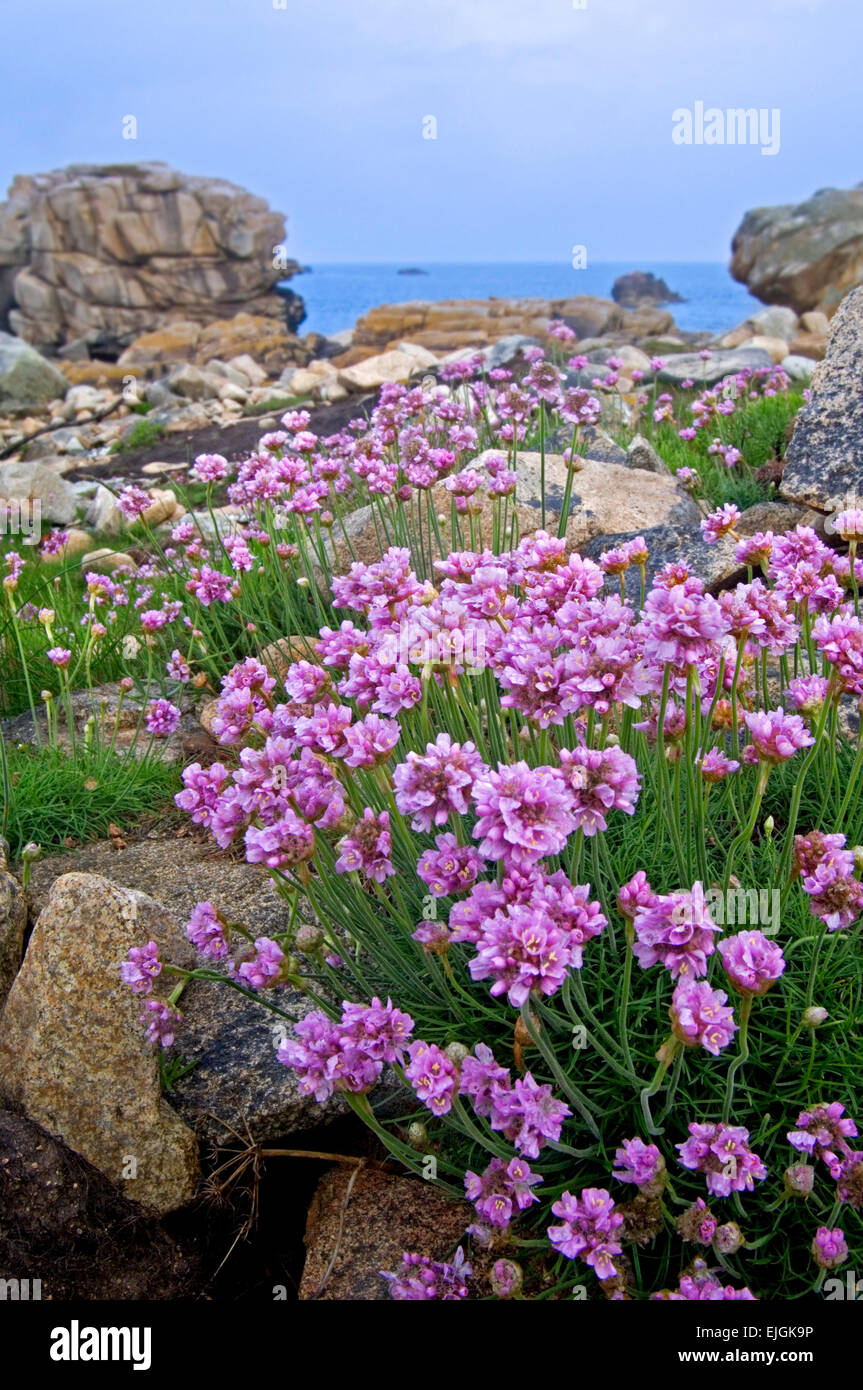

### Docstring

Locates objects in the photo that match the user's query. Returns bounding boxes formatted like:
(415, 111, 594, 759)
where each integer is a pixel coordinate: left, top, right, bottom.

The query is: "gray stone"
(657, 348, 774, 388)
(736, 499, 818, 538)
(781, 288, 863, 513)
(324, 450, 699, 572)
(1, 680, 197, 762)
(582, 522, 743, 598)
(144, 380, 182, 410)
(0, 332, 68, 409)
(483, 335, 542, 369)
(0, 458, 78, 524)
(626, 434, 669, 473)
(578, 424, 629, 466)
(166, 362, 219, 401)
(748, 306, 800, 341)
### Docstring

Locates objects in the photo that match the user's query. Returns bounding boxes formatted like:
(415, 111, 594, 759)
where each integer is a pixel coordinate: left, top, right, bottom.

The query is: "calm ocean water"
(289, 262, 762, 340)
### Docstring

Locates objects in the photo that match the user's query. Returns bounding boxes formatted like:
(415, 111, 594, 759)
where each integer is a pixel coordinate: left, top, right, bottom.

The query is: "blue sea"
(288, 262, 762, 340)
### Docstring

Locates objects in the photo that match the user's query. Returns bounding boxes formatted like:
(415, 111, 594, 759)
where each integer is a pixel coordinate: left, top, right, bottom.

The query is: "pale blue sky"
(1, 0, 859, 264)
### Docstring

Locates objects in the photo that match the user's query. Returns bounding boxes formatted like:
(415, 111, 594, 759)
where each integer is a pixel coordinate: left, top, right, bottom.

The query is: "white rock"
(781, 354, 816, 382)
(338, 348, 435, 391)
(84, 483, 125, 534)
(748, 305, 800, 341)
(228, 353, 268, 387)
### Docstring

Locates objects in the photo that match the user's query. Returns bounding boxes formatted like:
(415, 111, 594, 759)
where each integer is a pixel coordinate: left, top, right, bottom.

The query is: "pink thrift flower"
(718, 930, 785, 995)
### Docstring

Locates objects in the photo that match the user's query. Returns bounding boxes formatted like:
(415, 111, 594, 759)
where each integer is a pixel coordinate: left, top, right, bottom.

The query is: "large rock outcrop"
(351, 295, 675, 355)
(730, 185, 863, 316)
(0, 162, 304, 352)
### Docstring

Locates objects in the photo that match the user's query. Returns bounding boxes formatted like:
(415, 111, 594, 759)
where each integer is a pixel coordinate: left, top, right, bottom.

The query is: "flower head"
(718, 930, 786, 996)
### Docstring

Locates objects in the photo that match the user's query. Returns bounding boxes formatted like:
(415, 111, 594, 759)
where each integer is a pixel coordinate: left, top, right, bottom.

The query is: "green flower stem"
(778, 694, 834, 887)
(722, 992, 754, 1123)
(617, 921, 636, 1073)
(834, 722, 863, 831)
(519, 999, 600, 1137)
(556, 426, 581, 541)
(656, 666, 687, 882)
(640, 1038, 680, 1136)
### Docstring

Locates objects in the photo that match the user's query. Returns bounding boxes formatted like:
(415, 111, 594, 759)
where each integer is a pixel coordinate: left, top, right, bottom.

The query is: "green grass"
(0, 738, 181, 860)
(109, 418, 166, 453)
(242, 394, 305, 417)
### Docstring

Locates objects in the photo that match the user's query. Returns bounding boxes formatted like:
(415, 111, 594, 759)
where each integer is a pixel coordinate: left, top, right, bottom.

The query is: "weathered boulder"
(730, 185, 863, 316)
(0, 872, 200, 1214)
(0, 163, 305, 351)
(0, 331, 67, 409)
(300, 1166, 471, 1300)
(24, 836, 396, 1146)
(781, 287, 863, 513)
(0, 457, 78, 523)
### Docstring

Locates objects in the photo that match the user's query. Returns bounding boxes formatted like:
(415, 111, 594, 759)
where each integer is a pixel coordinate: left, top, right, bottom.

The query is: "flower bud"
(802, 1006, 828, 1028)
(853, 845, 863, 875)
(715, 1222, 744, 1254)
(294, 924, 323, 954)
(784, 1163, 815, 1197)
(763, 815, 774, 839)
(445, 1042, 469, 1066)
(406, 1121, 429, 1150)
(296, 576, 310, 588)
(491, 1259, 523, 1299)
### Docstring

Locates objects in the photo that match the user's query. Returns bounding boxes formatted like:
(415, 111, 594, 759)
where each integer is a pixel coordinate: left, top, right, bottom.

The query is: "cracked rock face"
(0, 162, 303, 351)
(781, 288, 863, 514)
(0, 871, 200, 1214)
